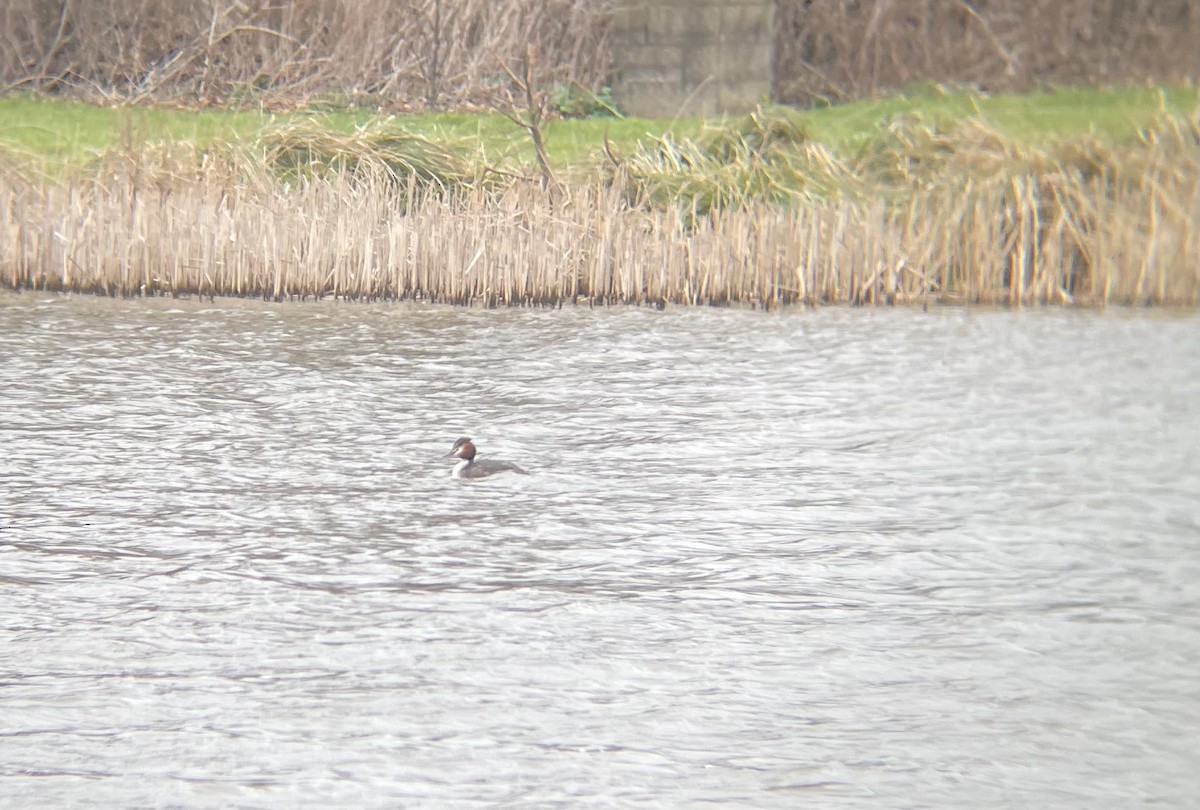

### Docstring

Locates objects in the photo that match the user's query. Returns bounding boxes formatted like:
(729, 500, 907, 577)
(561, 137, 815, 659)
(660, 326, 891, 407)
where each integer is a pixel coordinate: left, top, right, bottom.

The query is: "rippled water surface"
(2, 294, 1199, 808)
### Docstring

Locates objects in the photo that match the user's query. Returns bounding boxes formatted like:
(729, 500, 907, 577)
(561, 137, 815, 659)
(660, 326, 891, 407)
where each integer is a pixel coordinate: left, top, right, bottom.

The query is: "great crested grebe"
(444, 437, 529, 480)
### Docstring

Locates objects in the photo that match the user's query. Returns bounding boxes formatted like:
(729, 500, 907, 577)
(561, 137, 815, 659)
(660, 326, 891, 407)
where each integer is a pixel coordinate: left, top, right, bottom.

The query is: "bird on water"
(444, 437, 529, 479)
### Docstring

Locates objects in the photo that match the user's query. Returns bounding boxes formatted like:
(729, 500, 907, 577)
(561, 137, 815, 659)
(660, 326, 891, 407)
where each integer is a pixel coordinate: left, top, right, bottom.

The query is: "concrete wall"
(610, 0, 774, 118)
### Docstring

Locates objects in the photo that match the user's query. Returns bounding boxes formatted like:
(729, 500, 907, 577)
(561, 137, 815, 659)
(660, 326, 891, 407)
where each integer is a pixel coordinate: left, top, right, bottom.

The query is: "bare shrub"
(774, 0, 1200, 104)
(0, 0, 613, 108)
(4, 1, 1197, 108)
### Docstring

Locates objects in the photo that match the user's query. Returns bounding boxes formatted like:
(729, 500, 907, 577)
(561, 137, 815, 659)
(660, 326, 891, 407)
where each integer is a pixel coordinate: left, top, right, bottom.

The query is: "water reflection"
(1, 294, 1198, 807)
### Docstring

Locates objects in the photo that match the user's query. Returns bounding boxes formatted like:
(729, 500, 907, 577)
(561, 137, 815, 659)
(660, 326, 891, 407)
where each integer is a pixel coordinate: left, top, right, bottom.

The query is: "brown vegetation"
(3, 1, 1198, 109)
(4, 2, 1197, 309)
(3, 111, 1197, 307)
(774, 0, 1200, 104)
(0, 0, 610, 109)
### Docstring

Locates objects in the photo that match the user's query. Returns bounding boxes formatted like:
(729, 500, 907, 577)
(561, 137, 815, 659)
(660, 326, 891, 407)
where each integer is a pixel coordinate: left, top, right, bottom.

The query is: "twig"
(131, 16, 299, 103)
(31, 0, 72, 89)
(494, 46, 557, 190)
(950, 0, 1019, 78)
(602, 130, 621, 168)
(421, 0, 446, 109)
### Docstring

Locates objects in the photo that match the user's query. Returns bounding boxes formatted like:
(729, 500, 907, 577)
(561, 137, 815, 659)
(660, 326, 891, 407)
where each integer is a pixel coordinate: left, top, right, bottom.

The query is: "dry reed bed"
(2, 116, 1199, 307)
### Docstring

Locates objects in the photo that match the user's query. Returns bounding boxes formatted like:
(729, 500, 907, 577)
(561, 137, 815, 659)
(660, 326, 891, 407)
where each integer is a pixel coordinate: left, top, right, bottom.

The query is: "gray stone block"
(611, 0, 774, 117)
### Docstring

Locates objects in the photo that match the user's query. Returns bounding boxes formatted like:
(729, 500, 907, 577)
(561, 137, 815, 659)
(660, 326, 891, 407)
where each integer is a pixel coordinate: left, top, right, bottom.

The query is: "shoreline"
(3, 89, 1198, 309)
(8, 287, 1199, 318)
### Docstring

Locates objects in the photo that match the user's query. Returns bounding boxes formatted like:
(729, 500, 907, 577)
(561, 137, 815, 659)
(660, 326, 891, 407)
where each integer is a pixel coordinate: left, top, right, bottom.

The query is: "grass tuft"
(257, 119, 480, 189)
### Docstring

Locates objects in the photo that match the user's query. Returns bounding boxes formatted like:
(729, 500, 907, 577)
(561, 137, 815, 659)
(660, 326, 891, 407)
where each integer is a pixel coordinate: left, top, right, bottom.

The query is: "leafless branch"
(495, 46, 557, 190)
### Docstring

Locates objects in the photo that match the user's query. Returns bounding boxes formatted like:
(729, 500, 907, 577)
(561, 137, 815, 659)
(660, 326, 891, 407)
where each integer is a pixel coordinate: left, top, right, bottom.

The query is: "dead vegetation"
(3, 1, 1197, 109)
(774, 0, 1200, 104)
(0, 0, 610, 109)
(3, 109, 1197, 307)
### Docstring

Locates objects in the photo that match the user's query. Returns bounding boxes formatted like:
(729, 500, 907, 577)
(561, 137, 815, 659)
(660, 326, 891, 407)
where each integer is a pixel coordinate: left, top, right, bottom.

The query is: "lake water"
(2, 294, 1198, 808)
